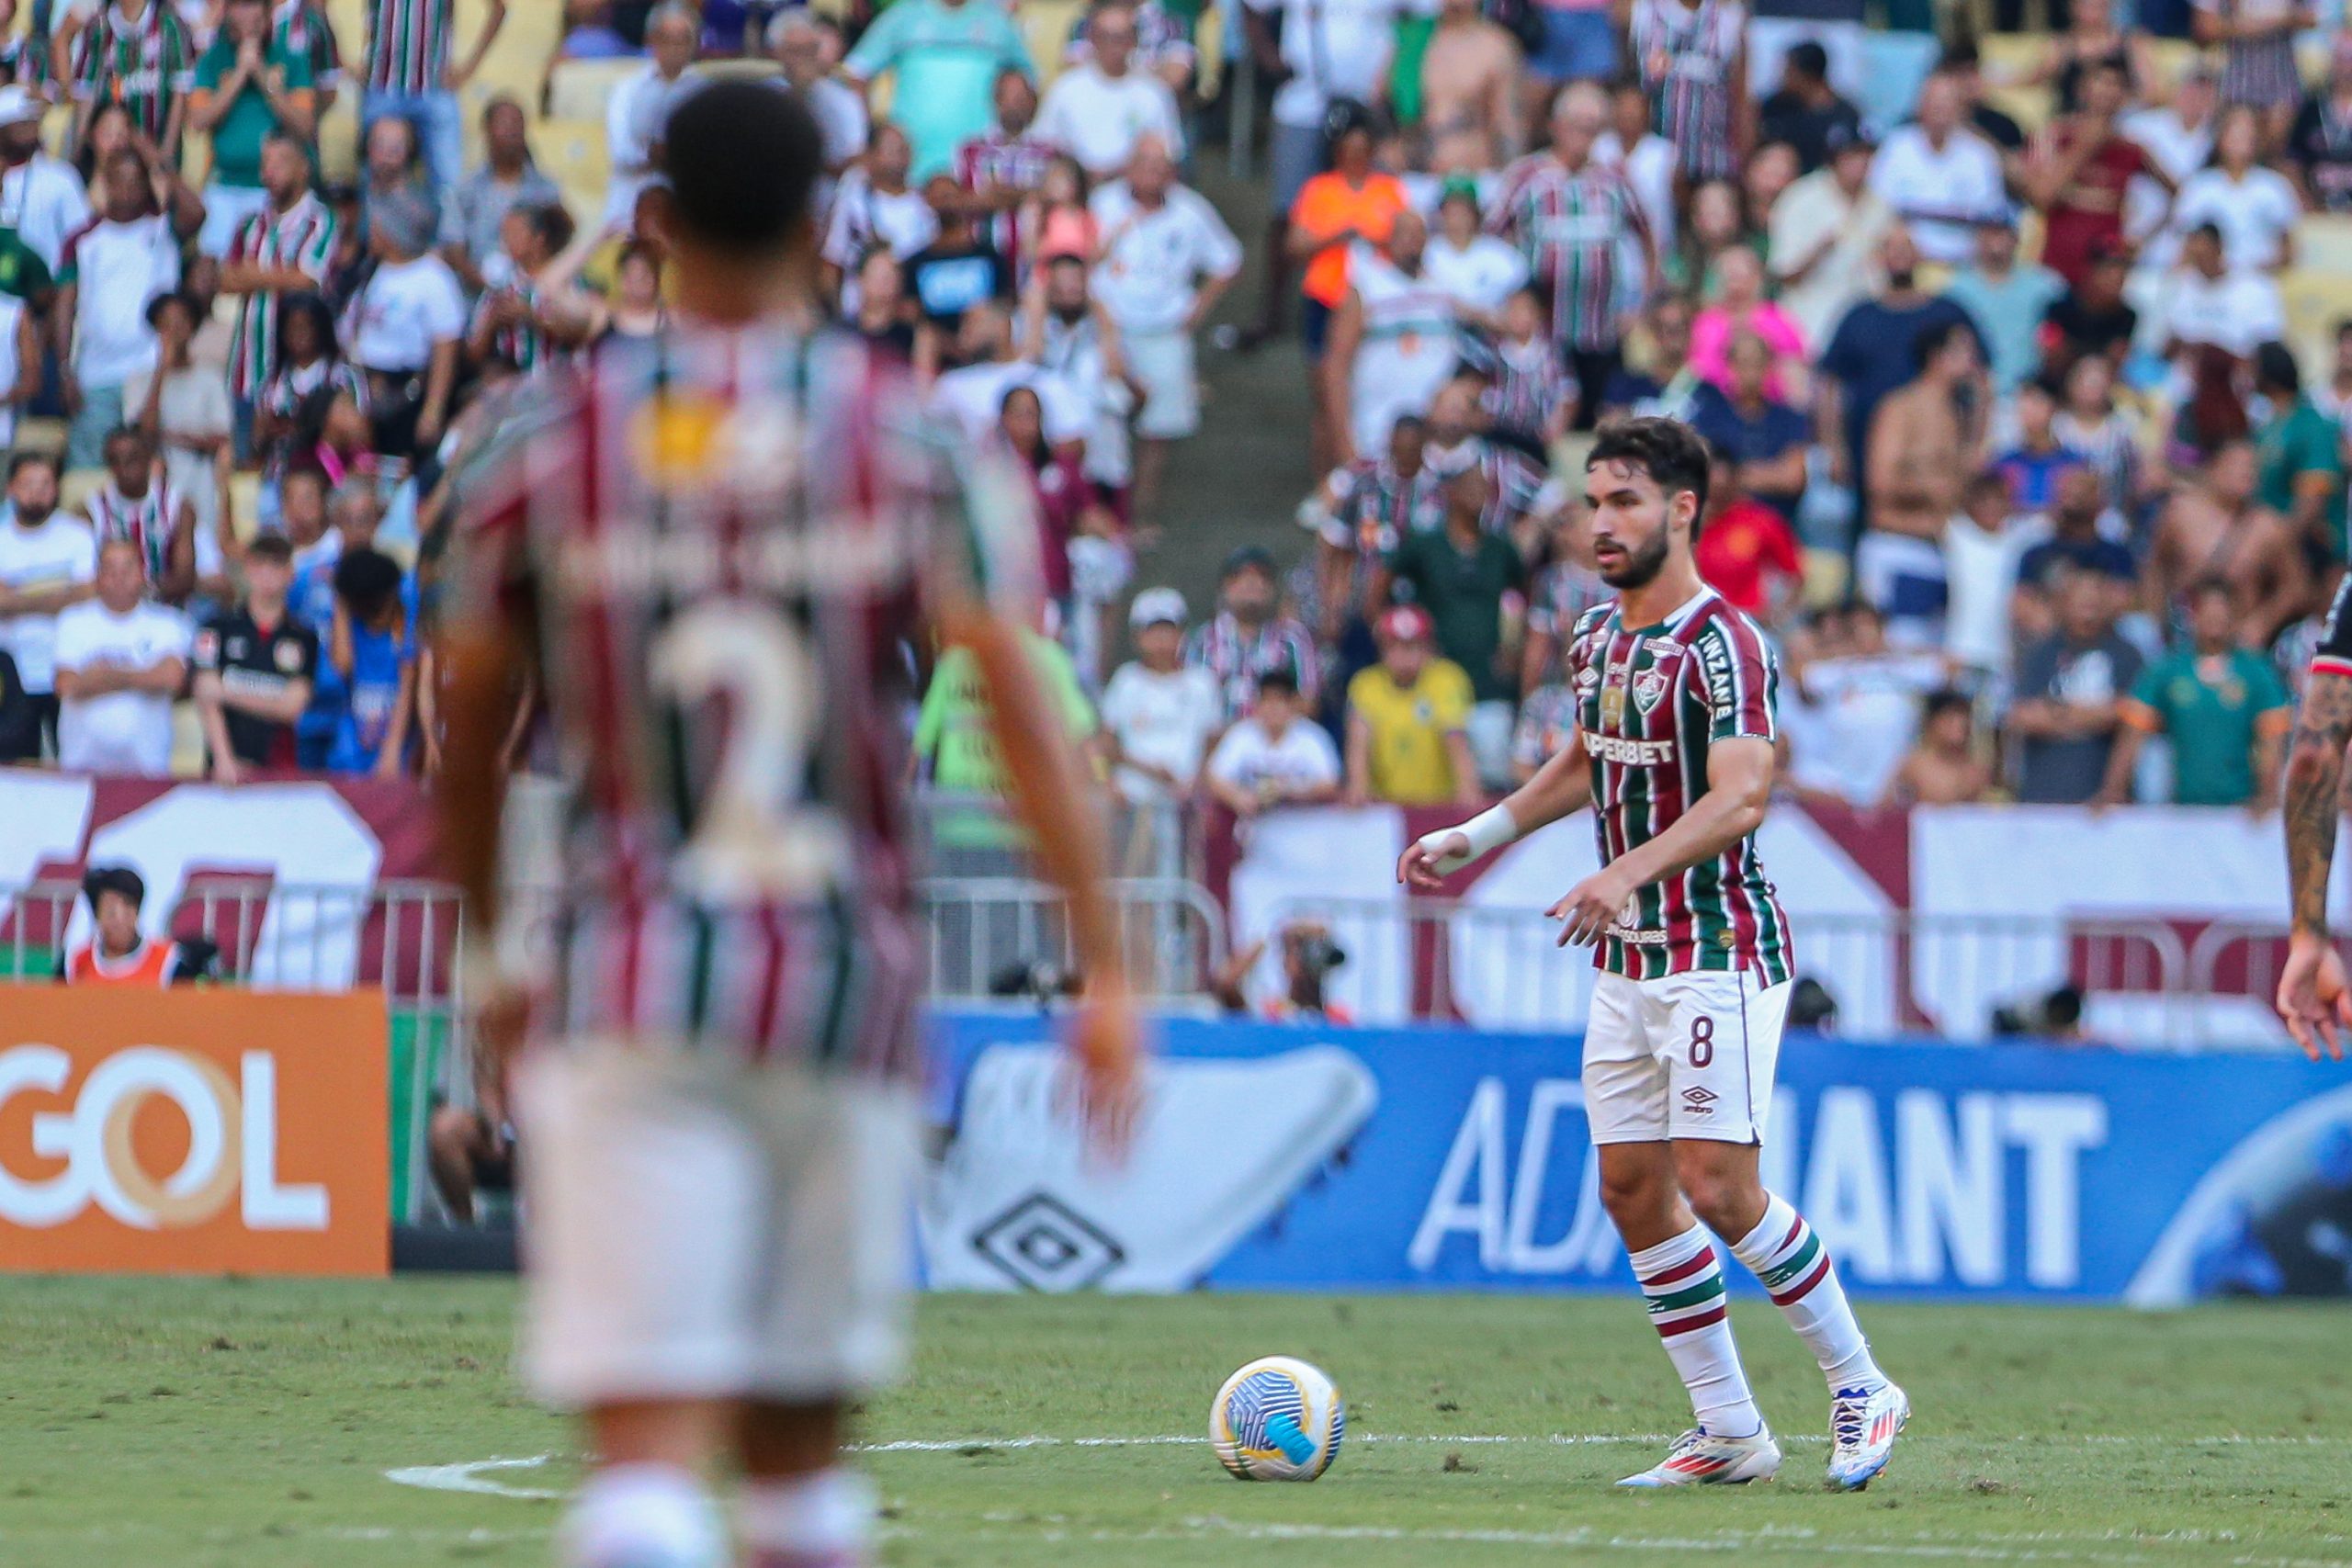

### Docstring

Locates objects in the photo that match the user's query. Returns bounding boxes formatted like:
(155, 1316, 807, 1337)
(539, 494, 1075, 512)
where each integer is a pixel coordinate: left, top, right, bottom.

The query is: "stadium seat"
(1023, 0, 1088, 86)
(1856, 30, 1943, 139)
(16, 416, 66, 455)
(547, 58, 643, 124)
(1196, 3, 1224, 100)
(536, 117, 614, 225)
(225, 471, 265, 545)
(2278, 267, 2352, 379)
(317, 94, 360, 184)
(2295, 213, 2352, 277)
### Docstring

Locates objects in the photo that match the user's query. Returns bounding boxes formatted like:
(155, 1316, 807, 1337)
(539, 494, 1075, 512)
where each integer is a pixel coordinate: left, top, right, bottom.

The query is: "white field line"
(382, 1430, 2352, 1505)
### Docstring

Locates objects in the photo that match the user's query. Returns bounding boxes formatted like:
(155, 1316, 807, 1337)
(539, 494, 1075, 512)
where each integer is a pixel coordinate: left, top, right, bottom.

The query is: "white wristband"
(1419, 804, 1520, 874)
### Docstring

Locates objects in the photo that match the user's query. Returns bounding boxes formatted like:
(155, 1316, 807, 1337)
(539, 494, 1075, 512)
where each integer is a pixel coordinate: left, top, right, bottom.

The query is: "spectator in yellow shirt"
(1345, 604, 1483, 807)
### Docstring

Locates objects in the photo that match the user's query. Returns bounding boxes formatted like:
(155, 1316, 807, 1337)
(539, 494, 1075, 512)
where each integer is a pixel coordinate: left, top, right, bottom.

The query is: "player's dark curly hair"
(660, 79, 824, 256)
(1587, 416, 1711, 536)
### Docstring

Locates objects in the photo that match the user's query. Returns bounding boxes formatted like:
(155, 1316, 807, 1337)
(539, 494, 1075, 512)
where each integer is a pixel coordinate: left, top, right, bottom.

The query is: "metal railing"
(1248, 896, 2208, 1045)
(918, 875, 1228, 1001)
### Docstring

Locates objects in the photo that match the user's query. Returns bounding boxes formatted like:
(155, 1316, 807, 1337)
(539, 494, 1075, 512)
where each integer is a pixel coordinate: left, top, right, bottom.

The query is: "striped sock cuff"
(1734, 1197, 1835, 1307)
(1636, 1231, 1729, 1338)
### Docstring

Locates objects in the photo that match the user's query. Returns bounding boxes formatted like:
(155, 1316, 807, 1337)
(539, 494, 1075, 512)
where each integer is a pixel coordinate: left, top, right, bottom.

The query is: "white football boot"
(1615, 1426, 1783, 1487)
(1825, 1382, 1910, 1491)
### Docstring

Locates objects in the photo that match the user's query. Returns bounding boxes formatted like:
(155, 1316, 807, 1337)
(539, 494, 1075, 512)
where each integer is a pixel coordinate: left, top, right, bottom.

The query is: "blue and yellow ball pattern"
(1210, 1356, 1346, 1482)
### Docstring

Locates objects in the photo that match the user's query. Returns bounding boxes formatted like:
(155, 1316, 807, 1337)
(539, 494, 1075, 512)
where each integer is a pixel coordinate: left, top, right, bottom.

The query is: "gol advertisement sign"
(0, 988, 389, 1275)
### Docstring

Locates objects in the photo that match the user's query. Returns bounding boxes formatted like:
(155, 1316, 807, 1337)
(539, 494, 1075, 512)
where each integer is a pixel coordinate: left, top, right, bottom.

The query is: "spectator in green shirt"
(842, 0, 1035, 180)
(1384, 457, 1524, 786)
(2253, 341, 2346, 563)
(187, 0, 316, 259)
(912, 622, 1101, 848)
(2099, 578, 2292, 808)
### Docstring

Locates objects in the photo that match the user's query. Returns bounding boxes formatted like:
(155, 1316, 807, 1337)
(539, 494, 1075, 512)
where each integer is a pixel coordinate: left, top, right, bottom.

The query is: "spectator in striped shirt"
(59, 0, 196, 157)
(1487, 83, 1657, 432)
(469, 200, 581, 375)
(220, 130, 335, 450)
(439, 95, 560, 292)
(955, 68, 1053, 264)
(187, 0, 317, 257)
(359, 0, 508, 195)
(1186, 545, 1323, 722)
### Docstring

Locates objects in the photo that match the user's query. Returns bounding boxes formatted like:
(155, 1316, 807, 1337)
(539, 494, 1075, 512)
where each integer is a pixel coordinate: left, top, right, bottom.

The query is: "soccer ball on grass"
(1210, 1356, 1345, 1482)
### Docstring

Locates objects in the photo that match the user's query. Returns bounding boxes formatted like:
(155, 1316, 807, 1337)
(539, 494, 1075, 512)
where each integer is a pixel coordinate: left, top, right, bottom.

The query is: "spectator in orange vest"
(62, 864, 215, 985)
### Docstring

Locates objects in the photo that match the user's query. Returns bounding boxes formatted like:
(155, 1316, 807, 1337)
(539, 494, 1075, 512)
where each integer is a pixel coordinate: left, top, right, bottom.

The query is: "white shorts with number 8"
(1582, 970, 1794, 1145)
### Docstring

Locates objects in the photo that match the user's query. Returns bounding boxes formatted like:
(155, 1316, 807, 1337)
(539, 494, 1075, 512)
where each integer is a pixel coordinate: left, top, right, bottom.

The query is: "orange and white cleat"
(1826, 1382, 1910, 1491)
(1614, 1426, 1783, 1487)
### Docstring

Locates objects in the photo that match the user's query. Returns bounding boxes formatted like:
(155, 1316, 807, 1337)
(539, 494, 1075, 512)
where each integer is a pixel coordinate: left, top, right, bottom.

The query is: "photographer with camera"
(1212, 917, 1357, 1024)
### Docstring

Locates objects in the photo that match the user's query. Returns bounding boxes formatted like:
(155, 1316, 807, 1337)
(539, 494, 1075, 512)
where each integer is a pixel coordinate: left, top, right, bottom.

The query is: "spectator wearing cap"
(1758, 41, 1861, 174)
(1100, 588, 1223, 806)
(1487, 83, 1656, 431)
(187, 0, 317, 258)
(2288, 37, 2352, 213)
(1186, 546, 1321, 724)
(2251, 342, 2346, 563)
(1090, 135, 1241, 536)
(1204, 665, 1340, 818)
(1946, 216, 2065, 395)
(356, 0, 507, 197)
(1385, 458, 1523, 783)
(1768, 123, 1891, 347)
(0, 86, 89, 274)
(57, 145, 181, 471)
(2024, 60, 2172, 288)
(440, 96, 562, 294)
(1866, 70, 2007, 267)
(841, 0, 1035, 182)
(1034, 1, 1184, 181)
(345, 186, 468, 461)
(64, 866, 204, 986)
(1422, 180, 1529, 333)
(955, 68, 1053, 265)
(193, 533, 316, 781)
(1345, 603, 1480, 808)
(52, 536, 189, 775)
(2008, 566, 2145, 805)
(2101, 575, 2291, 808)
(0, 452, 96, 756)
(603, 2, 696, 229)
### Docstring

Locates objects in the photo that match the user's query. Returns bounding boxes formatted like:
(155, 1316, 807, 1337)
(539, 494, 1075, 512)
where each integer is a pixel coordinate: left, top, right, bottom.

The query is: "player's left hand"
(1065, 979, 1146, 1165)
(2277, 929, 2352, 1062)
(1549, 865, 1636, 949)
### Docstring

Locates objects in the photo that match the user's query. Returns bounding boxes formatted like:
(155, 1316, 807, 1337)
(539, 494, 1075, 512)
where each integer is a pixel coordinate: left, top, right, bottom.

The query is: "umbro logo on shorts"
(1681, 1086, 1718, 1115)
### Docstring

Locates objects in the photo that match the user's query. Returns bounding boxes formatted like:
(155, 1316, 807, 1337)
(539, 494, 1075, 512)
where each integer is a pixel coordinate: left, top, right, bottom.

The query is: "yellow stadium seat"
(696, 58, 784, 83)
(225, 470, 265, 545)
(2142, 39, 2202, 99)
(14, 416, 67, 456)
(547, 57, 643, 123)
(2296, 214, 2352, 276)
(59, 468, 106, 518)
(1023, 0, 1087, 87)
(536, 116, 612, 224)
(2279, 268, 2352, 381)
(1978, 33, 2045, 83)
(1196, 2, 1223, 100)
(317, 95, 360, 184)
(1984, 82, 2052, 137)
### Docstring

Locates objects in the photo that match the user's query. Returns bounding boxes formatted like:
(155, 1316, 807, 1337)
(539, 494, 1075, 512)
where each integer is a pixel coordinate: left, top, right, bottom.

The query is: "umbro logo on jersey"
(1682, 1086, 1718, 1115)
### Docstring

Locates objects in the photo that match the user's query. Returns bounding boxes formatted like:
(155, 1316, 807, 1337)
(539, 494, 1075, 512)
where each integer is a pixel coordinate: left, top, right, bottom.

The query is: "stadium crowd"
(0, 0, 2345, 817)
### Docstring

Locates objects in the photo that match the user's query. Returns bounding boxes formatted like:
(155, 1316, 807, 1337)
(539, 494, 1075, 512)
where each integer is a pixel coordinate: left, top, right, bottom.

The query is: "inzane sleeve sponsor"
(1696, 613, 1777, 744)
(2312, 571, 2352, 682)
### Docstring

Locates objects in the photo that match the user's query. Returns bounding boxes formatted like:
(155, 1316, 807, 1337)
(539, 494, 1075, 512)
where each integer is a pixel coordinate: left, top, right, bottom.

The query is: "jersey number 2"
(648, 599, 850, 898)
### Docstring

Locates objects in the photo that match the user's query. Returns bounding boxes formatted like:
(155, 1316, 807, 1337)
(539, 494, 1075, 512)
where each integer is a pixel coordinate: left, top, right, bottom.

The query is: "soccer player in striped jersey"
(1400, 417, 1907, 1492)
(435, 84, 1139, 1568)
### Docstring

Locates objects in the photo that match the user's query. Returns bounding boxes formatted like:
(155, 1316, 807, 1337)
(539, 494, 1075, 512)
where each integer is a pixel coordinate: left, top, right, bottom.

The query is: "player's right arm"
(1396, 720, 1592, 889)
(2278, 662, 2352, 1060)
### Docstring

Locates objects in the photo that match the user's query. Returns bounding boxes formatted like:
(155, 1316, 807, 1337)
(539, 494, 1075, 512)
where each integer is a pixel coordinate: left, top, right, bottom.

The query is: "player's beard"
(1598, 525, 1671, 589)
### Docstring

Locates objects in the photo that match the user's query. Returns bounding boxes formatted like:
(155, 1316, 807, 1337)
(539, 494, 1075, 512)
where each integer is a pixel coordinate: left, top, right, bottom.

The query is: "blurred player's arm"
(1397, 722, 1592, 887)
(2278, 666, 2352, 1059)
(1551, 736, 1772, 947)
(943, 601, 1142, 1150)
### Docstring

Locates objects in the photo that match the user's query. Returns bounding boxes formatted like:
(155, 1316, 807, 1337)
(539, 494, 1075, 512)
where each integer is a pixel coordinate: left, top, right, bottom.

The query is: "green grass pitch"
(3, 1279, 2349, 1566)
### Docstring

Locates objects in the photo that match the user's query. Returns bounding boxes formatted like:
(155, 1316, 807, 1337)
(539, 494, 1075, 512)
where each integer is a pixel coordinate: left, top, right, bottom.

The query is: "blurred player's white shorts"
(1583, 971, 1792, 1145)
(514, 1040, 921, 1409)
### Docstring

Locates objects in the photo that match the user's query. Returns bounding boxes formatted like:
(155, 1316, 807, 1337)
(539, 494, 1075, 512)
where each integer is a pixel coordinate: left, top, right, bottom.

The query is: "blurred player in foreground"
(2278, 577, 2352, 1061)
(1398, 418, 1906, 1490)
(435, 83, 1139, 1568)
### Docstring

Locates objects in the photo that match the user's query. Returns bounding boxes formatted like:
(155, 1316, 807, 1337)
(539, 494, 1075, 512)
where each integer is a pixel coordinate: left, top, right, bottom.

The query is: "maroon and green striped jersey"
(1566, 587, 1792, 983)
(72, 0, 196, 148)
(449, 320, 1039, 1077)
(362, 0, 453, 95)
(1484, 152, 1648, 354)
(225, 191, 337, 400)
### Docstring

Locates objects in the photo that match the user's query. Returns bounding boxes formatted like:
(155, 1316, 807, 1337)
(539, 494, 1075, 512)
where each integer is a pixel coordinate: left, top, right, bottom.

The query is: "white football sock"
(739, 1469, 877, 1568)
(1729, 1191, 1887, 1395)
(1628, 1224, 1764, 1439)
(558, 1462, 725, 1568)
